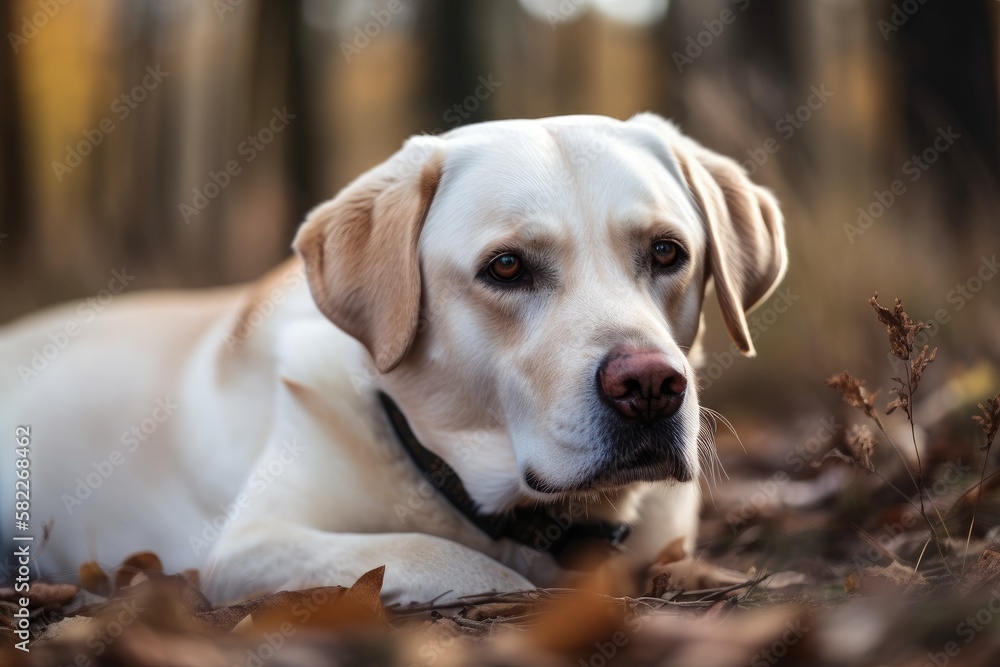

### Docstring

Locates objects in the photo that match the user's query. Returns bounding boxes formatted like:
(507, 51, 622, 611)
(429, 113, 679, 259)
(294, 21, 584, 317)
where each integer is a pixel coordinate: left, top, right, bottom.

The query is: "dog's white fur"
(0, 114, 785, 604)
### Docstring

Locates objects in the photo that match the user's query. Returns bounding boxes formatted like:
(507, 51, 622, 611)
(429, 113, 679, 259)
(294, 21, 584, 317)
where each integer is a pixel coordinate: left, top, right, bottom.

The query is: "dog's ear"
(293, 137, 444, 372)
(629, 113, 787, 357)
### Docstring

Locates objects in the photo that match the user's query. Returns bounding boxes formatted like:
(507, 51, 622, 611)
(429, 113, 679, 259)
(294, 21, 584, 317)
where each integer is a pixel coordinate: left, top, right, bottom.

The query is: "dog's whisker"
(602, 491, 621, 517)
(695, 408, 728, 511)
(700, 406, 745, 454)
(697, 409, 726, 480)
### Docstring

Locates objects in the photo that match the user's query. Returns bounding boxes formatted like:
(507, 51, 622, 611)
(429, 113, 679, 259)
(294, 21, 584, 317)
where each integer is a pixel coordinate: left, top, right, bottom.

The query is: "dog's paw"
(374, 534, 535, 607)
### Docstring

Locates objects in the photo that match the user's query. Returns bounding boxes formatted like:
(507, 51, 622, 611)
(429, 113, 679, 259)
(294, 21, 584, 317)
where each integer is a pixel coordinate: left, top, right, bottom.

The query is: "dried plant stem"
(905, 536, 932, 593)
(868, 409, 951, 540)
(945, 468, 1000, 518)
(905, 364, 953, 540)
(963, 432, 998, 573)
(869, 467, 956, 578)
(868, 414, 924, 504)
(929, 502, 952, 541)
(868, 413, 919, 492)
(912, 536, 931, 574)
(904, 365, 924, 487)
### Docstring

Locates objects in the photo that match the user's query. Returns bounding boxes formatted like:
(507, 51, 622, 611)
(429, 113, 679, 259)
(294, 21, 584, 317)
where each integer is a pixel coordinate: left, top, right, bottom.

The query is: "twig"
(963, 428, 998, 573)
(904, 364, 927, 518)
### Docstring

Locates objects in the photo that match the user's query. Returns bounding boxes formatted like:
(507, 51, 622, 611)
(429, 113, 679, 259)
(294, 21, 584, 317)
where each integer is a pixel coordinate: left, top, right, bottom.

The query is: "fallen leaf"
(655, 536, 688, 565)
(204, 567, 390, 636)
(959, 549, 1000, 595)
(79, 561, 112, 597)
(114, 551, 164, 590)
(0, 582, 78, 609)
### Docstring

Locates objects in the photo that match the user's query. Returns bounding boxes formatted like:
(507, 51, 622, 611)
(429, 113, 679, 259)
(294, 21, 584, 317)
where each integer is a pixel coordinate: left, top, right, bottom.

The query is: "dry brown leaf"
(140, 571, 213, 616)
(655, 535, 688, 566)
(826, 372, 879, 421)
(972, 394, 1000, 450)
(959, 549, 1000, 595)
(844, 571, 861, 594)
(114, 551, 164, 590)
(528, 589, 628, 656)
(853, 561, 927, 597)
(463, 601, 537, 622)
(528, 559, 635, 655)
(869, 293, 927, 361)
(217, 566, 390, 636)
(78, 561, 112, 597)
(0, 582, 78, 609)
(344, 564, 388, 621)
(909, 345, 937, 391)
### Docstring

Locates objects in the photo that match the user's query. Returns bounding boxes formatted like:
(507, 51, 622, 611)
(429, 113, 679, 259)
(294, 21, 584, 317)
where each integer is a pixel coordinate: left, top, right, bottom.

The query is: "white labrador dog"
(0, 114, 785, 605)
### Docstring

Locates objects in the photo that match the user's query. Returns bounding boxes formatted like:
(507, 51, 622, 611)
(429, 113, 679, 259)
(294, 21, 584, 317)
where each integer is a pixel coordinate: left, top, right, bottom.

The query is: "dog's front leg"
(625, 480, 701, 564)
(203, 521, 533, 607)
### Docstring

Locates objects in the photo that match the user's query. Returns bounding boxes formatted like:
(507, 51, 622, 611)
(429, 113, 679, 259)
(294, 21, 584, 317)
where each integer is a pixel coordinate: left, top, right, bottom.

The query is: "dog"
(0, 113, 786, 605)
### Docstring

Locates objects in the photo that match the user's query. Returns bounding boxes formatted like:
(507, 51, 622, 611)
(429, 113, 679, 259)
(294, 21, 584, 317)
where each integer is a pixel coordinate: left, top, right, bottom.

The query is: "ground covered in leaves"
(4, 296, 1000, 666)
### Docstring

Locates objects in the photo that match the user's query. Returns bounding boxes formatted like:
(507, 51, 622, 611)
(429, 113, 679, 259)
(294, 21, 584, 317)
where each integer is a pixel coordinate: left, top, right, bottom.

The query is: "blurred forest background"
(0, 0, 998, 426)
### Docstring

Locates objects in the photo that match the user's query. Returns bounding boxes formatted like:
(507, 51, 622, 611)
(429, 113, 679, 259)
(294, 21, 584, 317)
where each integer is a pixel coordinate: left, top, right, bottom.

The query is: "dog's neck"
(378, 391, 634, 568)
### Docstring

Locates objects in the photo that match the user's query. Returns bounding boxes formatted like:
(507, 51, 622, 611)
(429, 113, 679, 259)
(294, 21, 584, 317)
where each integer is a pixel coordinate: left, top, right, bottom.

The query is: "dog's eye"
(488, 253, 524, 282)
(651, 240, 681, 268)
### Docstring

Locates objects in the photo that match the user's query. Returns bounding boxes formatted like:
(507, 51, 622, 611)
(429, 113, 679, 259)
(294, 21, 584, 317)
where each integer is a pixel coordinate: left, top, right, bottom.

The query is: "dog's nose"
(597, 346, 687, 421)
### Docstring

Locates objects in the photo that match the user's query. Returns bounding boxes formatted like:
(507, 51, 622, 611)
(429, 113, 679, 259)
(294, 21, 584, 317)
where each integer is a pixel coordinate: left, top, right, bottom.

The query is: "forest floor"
(4, 298, 1000, 667)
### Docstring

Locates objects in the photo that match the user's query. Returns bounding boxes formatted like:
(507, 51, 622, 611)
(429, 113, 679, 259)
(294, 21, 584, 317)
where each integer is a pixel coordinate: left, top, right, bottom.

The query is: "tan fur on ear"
(629, 113, 788, 357)
(293, 138, 444, 372)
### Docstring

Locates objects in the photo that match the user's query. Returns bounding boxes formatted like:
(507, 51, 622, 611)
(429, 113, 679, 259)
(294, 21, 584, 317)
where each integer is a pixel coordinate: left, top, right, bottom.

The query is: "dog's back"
(0, 286, 265, 577)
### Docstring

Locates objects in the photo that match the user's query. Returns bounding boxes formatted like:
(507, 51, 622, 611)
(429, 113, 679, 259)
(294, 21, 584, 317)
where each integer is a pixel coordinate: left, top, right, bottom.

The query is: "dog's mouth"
(523, 452, 694, 496)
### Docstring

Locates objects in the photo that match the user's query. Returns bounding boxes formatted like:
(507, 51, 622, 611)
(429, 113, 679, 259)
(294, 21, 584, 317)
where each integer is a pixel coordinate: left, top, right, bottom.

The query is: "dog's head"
(294, 114, 786, 512)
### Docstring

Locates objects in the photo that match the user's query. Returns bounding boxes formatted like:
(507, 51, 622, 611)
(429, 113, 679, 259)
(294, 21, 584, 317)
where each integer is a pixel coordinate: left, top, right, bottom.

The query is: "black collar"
(378, 392, 630, 568)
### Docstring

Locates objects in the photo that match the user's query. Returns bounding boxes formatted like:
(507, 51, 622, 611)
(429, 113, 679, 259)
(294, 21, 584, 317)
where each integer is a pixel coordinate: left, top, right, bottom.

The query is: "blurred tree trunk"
(256, 0, 319, 231)
(417, 0, 491, 131)
(887, 0, 999, 227)
(0, 2, 30, 262)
